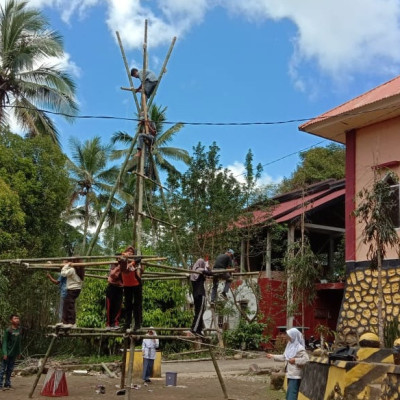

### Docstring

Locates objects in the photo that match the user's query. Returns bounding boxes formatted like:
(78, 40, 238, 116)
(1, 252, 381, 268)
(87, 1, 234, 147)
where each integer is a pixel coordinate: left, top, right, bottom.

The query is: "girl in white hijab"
(266, 328, 309, 400)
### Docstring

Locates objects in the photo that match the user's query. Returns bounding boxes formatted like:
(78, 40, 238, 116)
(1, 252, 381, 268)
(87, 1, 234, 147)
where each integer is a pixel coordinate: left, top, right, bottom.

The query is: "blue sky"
(10, 0, 400, 185)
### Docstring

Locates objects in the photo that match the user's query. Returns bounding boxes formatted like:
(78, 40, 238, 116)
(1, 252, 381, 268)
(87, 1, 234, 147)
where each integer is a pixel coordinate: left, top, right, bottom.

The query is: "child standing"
(46, 272, 67, 321)
(142, 328, 159, 384)
(60, 260, 84, 328)
(0, 314, 22, 390)
(266, 328, 309, 400)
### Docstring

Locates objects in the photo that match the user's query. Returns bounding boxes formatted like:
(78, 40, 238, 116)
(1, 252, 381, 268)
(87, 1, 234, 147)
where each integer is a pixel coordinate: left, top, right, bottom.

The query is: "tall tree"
(162, 142, 244, 262)
(279, 144, 345, 193)
(0, 0, 78, 144)
(111, 104, 190, 175)
(67, 136, 118, 254)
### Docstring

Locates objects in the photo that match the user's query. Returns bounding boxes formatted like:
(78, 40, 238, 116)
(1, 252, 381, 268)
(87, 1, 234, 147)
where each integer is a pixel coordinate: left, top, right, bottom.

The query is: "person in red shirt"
(120, 246, 142, 331)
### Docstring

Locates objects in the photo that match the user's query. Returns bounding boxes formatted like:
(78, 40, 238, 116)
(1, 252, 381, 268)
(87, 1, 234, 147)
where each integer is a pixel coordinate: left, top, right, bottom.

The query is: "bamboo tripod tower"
(27, 20, 232, 400)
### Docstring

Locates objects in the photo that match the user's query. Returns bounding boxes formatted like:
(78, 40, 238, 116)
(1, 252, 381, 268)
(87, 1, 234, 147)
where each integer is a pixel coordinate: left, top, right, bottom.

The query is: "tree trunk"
(82, 192, 90, 254)
(377, 244, 384, 347)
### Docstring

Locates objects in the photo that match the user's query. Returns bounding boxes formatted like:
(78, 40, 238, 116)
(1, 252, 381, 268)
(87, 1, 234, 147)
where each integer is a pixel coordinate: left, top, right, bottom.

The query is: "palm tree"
(111, 104, 190, 175)
(0, 0, 78, 144)
(67, 136, 118, 254)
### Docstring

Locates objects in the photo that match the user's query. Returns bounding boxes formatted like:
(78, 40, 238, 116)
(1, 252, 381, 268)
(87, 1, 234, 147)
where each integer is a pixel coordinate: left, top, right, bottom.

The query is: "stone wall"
(337, 266, 400, 341)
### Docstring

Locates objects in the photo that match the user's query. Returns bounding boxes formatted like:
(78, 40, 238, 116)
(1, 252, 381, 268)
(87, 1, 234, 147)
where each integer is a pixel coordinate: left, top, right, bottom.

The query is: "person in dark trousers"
(134, 113, 157, 159)
(120, 246, 142, 331)
(60, 259, 84, 328)
(190, 258, 213, 336)
(266, 328, 309, 400)
(210, 249, 234, 304)
(0, 314, 21, 390)
(130, 68, 158, 100)
(105, 261, 123, 330)
(142, 327, 159, 384)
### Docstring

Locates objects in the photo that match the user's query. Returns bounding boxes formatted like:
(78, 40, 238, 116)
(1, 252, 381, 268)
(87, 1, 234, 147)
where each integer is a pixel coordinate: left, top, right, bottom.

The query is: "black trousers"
(62, 289, 81, 324)
(123, 285, 142, 330)
(191, 294, 206, 334)
(106, 284, 123, 327)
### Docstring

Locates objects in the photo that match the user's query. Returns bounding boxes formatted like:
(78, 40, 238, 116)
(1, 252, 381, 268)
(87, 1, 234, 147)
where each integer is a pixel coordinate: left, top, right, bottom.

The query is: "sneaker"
(105, 326, 112, 331)
(145, 379, 151, 383)
(61, 324, 73, 329)
(111, 326, 121, 331)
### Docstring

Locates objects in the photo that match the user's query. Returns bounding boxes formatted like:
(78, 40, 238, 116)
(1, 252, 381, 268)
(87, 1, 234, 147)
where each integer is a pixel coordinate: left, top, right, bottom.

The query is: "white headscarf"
(284, 328, 305, 360)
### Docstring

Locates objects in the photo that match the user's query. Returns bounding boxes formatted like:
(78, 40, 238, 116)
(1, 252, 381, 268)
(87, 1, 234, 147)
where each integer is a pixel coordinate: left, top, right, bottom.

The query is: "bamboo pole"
(28, 336, 56, 398)
(27, 258, 167, 268)
(209, 348, 229, 400)
(148, 153, 188, 269)
(120, 337, 128, 389)
(131, 171, 170, 191)
(0, 254, 161, 264)
(126, 337, 135, 400)
(138, 212, 177, 228)
(116, 31, 140, 112)
(147, 36, 176, 109)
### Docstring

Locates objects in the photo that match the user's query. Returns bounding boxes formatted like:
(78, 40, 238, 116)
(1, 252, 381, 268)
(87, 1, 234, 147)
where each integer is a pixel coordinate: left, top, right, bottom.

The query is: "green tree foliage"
(0, 178, 25, 258)
(0, 130, 72, 352)
(67, 136, 118, 254)
(0, 0, 78, 144)
(0, 130, 71, 256)
(164, 142, 245, 262)
(279, 144, 345, 193)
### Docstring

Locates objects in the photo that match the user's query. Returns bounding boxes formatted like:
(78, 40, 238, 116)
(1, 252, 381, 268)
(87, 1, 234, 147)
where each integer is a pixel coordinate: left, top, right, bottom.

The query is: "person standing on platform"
(210, 249, 234, 305)
(46, 270, 67, 321)
(142, 327, 159, 384)
(105, 260, 123, 330)
(266, 328, 309, 400)
(60, 259, 84, 328)
(0, 314, 22, 390)
(120, 246, 142, 331)
(190, 258, 212, 336)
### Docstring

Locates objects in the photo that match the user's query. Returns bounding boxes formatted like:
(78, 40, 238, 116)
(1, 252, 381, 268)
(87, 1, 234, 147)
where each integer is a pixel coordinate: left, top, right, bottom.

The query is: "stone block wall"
(336, 266, 400, 341)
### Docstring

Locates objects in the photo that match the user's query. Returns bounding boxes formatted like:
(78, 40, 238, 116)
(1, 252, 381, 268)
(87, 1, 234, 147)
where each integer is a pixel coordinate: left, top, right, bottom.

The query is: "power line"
(3, 103, 399, 127)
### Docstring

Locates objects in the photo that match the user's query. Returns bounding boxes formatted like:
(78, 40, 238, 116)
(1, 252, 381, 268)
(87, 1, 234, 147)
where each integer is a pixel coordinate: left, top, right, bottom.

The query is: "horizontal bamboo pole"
(142, 262, 235, 276)
(85, 274, 188, 281)
(138, 212, 177, 228)
(49, 332, 205, 340)
(131, 171, 170, 192)
(0, 254, 161, 263)
(26, 257, 167, 268)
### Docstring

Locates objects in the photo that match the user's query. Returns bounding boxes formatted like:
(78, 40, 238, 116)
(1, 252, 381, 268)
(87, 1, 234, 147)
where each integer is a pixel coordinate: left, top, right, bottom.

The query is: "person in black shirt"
(210, 249, 234, 304)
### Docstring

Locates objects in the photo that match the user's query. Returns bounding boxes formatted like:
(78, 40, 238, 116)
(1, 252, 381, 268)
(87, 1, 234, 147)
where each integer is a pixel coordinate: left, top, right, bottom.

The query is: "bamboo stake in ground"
(209, 348, 229, 400)
(28, 336, 56, 398)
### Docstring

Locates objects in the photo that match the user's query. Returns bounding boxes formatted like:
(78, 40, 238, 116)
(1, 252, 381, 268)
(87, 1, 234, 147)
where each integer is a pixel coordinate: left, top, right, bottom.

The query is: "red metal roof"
(235, 187, 345, 228)
(299, 75, 400, 143)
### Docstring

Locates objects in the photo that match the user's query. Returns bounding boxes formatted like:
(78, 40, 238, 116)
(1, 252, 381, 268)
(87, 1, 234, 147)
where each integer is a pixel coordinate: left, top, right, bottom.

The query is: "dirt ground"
(8, 355, 286, 400)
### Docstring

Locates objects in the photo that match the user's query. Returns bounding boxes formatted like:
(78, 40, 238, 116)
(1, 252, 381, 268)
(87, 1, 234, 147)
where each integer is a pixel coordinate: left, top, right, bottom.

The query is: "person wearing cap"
(130, 68, 158, 101)
(142, 328, 159, 384)
(210, 249, 234, 304)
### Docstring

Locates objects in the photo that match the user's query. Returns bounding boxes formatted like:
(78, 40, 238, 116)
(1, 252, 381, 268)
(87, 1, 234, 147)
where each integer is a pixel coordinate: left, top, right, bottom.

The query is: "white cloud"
(46, 52, 82, 78)
(226, 161, 282, 187)
(22, 0, 400, 85)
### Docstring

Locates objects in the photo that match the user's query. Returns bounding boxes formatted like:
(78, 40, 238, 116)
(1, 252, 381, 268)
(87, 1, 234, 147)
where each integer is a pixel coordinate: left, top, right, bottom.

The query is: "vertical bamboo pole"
(148, 152, 188, 269)
(125, 337, 136, 400)
(266, 230, 272, 279)
(209, 348, 229, 399)
(120, 337, 129, 389)
(116, 31, 141, 113)
(132, 19, 148, 254)
(286, 224, 295, 329)
(28, 336, 56, 398)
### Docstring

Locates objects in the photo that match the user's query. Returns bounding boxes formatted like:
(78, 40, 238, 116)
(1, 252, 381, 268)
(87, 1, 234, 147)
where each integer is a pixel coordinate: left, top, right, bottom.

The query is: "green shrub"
(223, 320, 268, 350)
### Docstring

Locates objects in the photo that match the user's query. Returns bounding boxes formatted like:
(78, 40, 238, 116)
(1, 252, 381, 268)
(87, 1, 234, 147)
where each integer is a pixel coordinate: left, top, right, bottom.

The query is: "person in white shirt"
(142, 328, 159, 384)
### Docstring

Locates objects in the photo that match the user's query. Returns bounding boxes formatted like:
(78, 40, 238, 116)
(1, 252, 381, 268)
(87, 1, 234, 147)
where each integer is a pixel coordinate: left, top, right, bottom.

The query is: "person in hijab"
(142, 327, 159, 384)
(266, 328, 309, 400)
